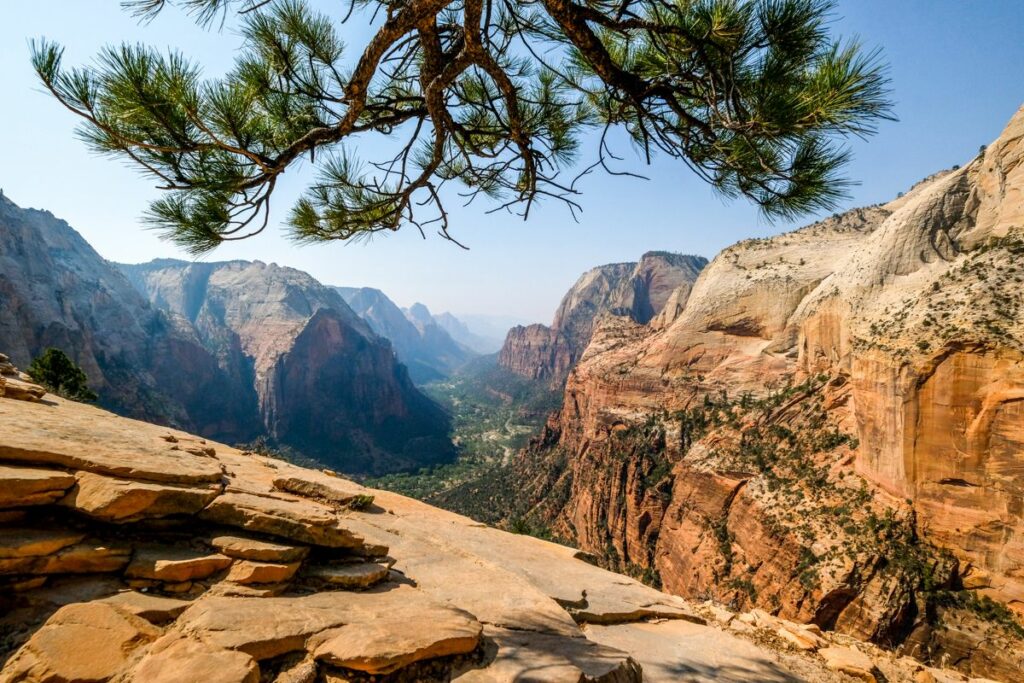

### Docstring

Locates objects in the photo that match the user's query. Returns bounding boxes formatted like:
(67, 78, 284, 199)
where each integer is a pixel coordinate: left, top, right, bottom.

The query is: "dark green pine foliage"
(32, 0, 892, 253)
(27, 348, 99, 402)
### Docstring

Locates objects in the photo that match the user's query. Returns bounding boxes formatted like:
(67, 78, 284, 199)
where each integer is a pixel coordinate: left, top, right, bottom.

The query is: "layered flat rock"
(302, 562, 390, 589)
(210, 534, 309, 562)
(131, 636, 260, 683)
(309, 599, 482, 674)
(60, 471, 221, 522)
(199, 491, 372, 551)
(0, 537, 131, 575)
(0, 465, 75, 507)
(226, 560, 301, 585)
(454, 626, 642, 682)
(0, 602, 159, 683)
(273, 471, 369, 506)
(99, 591, 192, 623)
(0, 398, 223, 484)
(0, 528, 84, 560)
(125, 547, 233, 582)
(162, 585, 483, 670)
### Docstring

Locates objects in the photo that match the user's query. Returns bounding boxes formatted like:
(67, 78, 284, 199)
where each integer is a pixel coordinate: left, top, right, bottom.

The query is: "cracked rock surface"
(0, 358, 991, 682)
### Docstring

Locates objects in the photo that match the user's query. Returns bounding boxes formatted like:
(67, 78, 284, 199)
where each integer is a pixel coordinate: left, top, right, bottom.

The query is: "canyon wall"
(122, 260, 453, 473)
(501, 106, 1024, 680)
(497, 252, 707, 386)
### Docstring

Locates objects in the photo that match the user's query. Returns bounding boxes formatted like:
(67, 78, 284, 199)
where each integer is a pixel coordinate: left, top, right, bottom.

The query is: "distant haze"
(2, 1, 1022, 320)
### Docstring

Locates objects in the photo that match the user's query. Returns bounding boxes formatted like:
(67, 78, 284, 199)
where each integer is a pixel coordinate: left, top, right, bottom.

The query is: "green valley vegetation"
(27, 348, 98, 402)
(364, 356, 559, 502)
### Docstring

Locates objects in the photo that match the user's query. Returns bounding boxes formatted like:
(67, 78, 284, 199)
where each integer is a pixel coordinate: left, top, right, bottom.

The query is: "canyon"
(0, 354, 993, 683)
(472, 106, 1024, 680)
(0, 197, 453, 474)
(497, 252, 707, 386)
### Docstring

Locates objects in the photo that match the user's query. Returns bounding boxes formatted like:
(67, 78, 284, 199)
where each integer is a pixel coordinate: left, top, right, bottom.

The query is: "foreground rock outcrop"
(498, 252, 707, 386)
(1, 356, 992, 682)
(485, 107, 1024, 681)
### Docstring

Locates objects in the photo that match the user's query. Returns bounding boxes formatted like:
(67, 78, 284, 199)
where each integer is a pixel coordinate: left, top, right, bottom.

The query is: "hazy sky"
(2, 2, 1022, 322)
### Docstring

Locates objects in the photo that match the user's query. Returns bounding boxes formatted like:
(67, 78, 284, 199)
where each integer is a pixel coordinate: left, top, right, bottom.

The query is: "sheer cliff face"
(497, 252, 707, 385)
(508, 108, 1024, 679)
(337, 288, 474, 383)
(123, 260, 453, 474)
(0, 195, 259, 440)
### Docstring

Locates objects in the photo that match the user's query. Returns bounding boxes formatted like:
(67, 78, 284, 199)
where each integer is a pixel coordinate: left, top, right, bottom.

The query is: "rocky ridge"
(120, 260, 453, 474)
(0, 193, 259, 441)
(336, 288, 475, 383)
(0, 357, 994, 683)
(493, 106, 1024, 681)
(497, 252, 707, 386)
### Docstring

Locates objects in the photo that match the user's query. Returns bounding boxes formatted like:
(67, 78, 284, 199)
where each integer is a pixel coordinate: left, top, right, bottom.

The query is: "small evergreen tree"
(27, 348, 98, 402)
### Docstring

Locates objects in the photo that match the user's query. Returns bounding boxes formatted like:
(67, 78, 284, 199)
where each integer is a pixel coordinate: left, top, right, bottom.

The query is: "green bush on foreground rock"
(27, 347, 98, 402)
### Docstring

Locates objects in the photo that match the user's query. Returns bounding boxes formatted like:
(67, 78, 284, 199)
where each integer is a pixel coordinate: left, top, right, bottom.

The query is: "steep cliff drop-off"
(500, 107, 1024, 681)
(0, 194, 260, 441)
(0, 356, 989, 683)
(498, 252, 707, 386)
(121, 260, 453, 474)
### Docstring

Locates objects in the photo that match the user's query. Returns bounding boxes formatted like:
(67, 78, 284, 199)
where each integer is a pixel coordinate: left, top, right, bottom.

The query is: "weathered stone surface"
(60, 471, 220, 521)
(0, 398, 223, 484)
(0, 465, 75, 507)
(273, 472, 368, 506)
(199, 491, 372, 550)
(454, 626, 642, 682)
(302, 562, 389, 589)
(209, 534, 309, 563)
(131, 636, 260, 683)
(1, 376, 46, 402)
(310, 601, 481, 674)
(99, 591, 192, 623)
(0, 538, 131, 576)
(226, 560, 301, 585)
(0, 602, 159, 683)
(819, 646, 877, 682)
(0, 529, 84, 559)
(125, 547, 233, 582)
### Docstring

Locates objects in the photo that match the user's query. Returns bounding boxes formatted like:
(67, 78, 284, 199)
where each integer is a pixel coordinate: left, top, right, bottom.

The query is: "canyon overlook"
(476, 106, 1024, 680)
(0, 355, 999, 682)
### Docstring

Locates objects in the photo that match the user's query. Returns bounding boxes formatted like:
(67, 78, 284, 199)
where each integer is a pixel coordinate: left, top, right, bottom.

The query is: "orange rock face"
(505, 106, 1024, 681)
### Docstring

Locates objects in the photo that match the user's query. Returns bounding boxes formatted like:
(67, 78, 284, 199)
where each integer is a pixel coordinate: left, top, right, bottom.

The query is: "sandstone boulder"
(302, 562, 390, 589)
(60, 471, 220, 522)
(131, 636, 260, 683)
(209, 534, 309, 563)
(125, 547, 233, 582)
(0, 602, 159, 683)
(819, 646, 878, 682)
(0, 465, 75, 507)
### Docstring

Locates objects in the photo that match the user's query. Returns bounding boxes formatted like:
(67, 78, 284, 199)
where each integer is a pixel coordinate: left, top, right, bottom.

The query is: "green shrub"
(27, 348, 97, 402)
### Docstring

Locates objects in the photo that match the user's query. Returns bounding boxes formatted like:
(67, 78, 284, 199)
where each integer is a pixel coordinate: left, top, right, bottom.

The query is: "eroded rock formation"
(336, 288, 475, 383)
(120, 260, 453, 473)
(0, 357, 990, 682)
(497, 252, 707, 386)
(497, 107, 1024, 681)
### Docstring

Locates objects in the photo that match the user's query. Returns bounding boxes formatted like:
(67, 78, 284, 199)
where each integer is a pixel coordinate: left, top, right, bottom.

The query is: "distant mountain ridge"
(335, 287, 475, 383)
(498, 251, 708, 385)
(121, 259, 454, 473)
(0, 192, 261, 440)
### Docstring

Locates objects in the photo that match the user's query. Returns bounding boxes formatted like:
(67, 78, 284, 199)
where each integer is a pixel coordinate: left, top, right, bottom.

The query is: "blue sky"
(1, 1, 1022, 322)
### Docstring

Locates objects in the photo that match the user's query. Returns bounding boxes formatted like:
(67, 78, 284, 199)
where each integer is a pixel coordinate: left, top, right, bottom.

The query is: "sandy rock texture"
(1, 360, 987, 682)
(497, 106, 1024, 681)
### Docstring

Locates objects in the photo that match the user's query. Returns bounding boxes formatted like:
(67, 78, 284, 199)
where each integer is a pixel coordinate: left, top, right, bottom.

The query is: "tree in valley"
(27, 348, 99, 402)
(32, 0, 891, 252)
